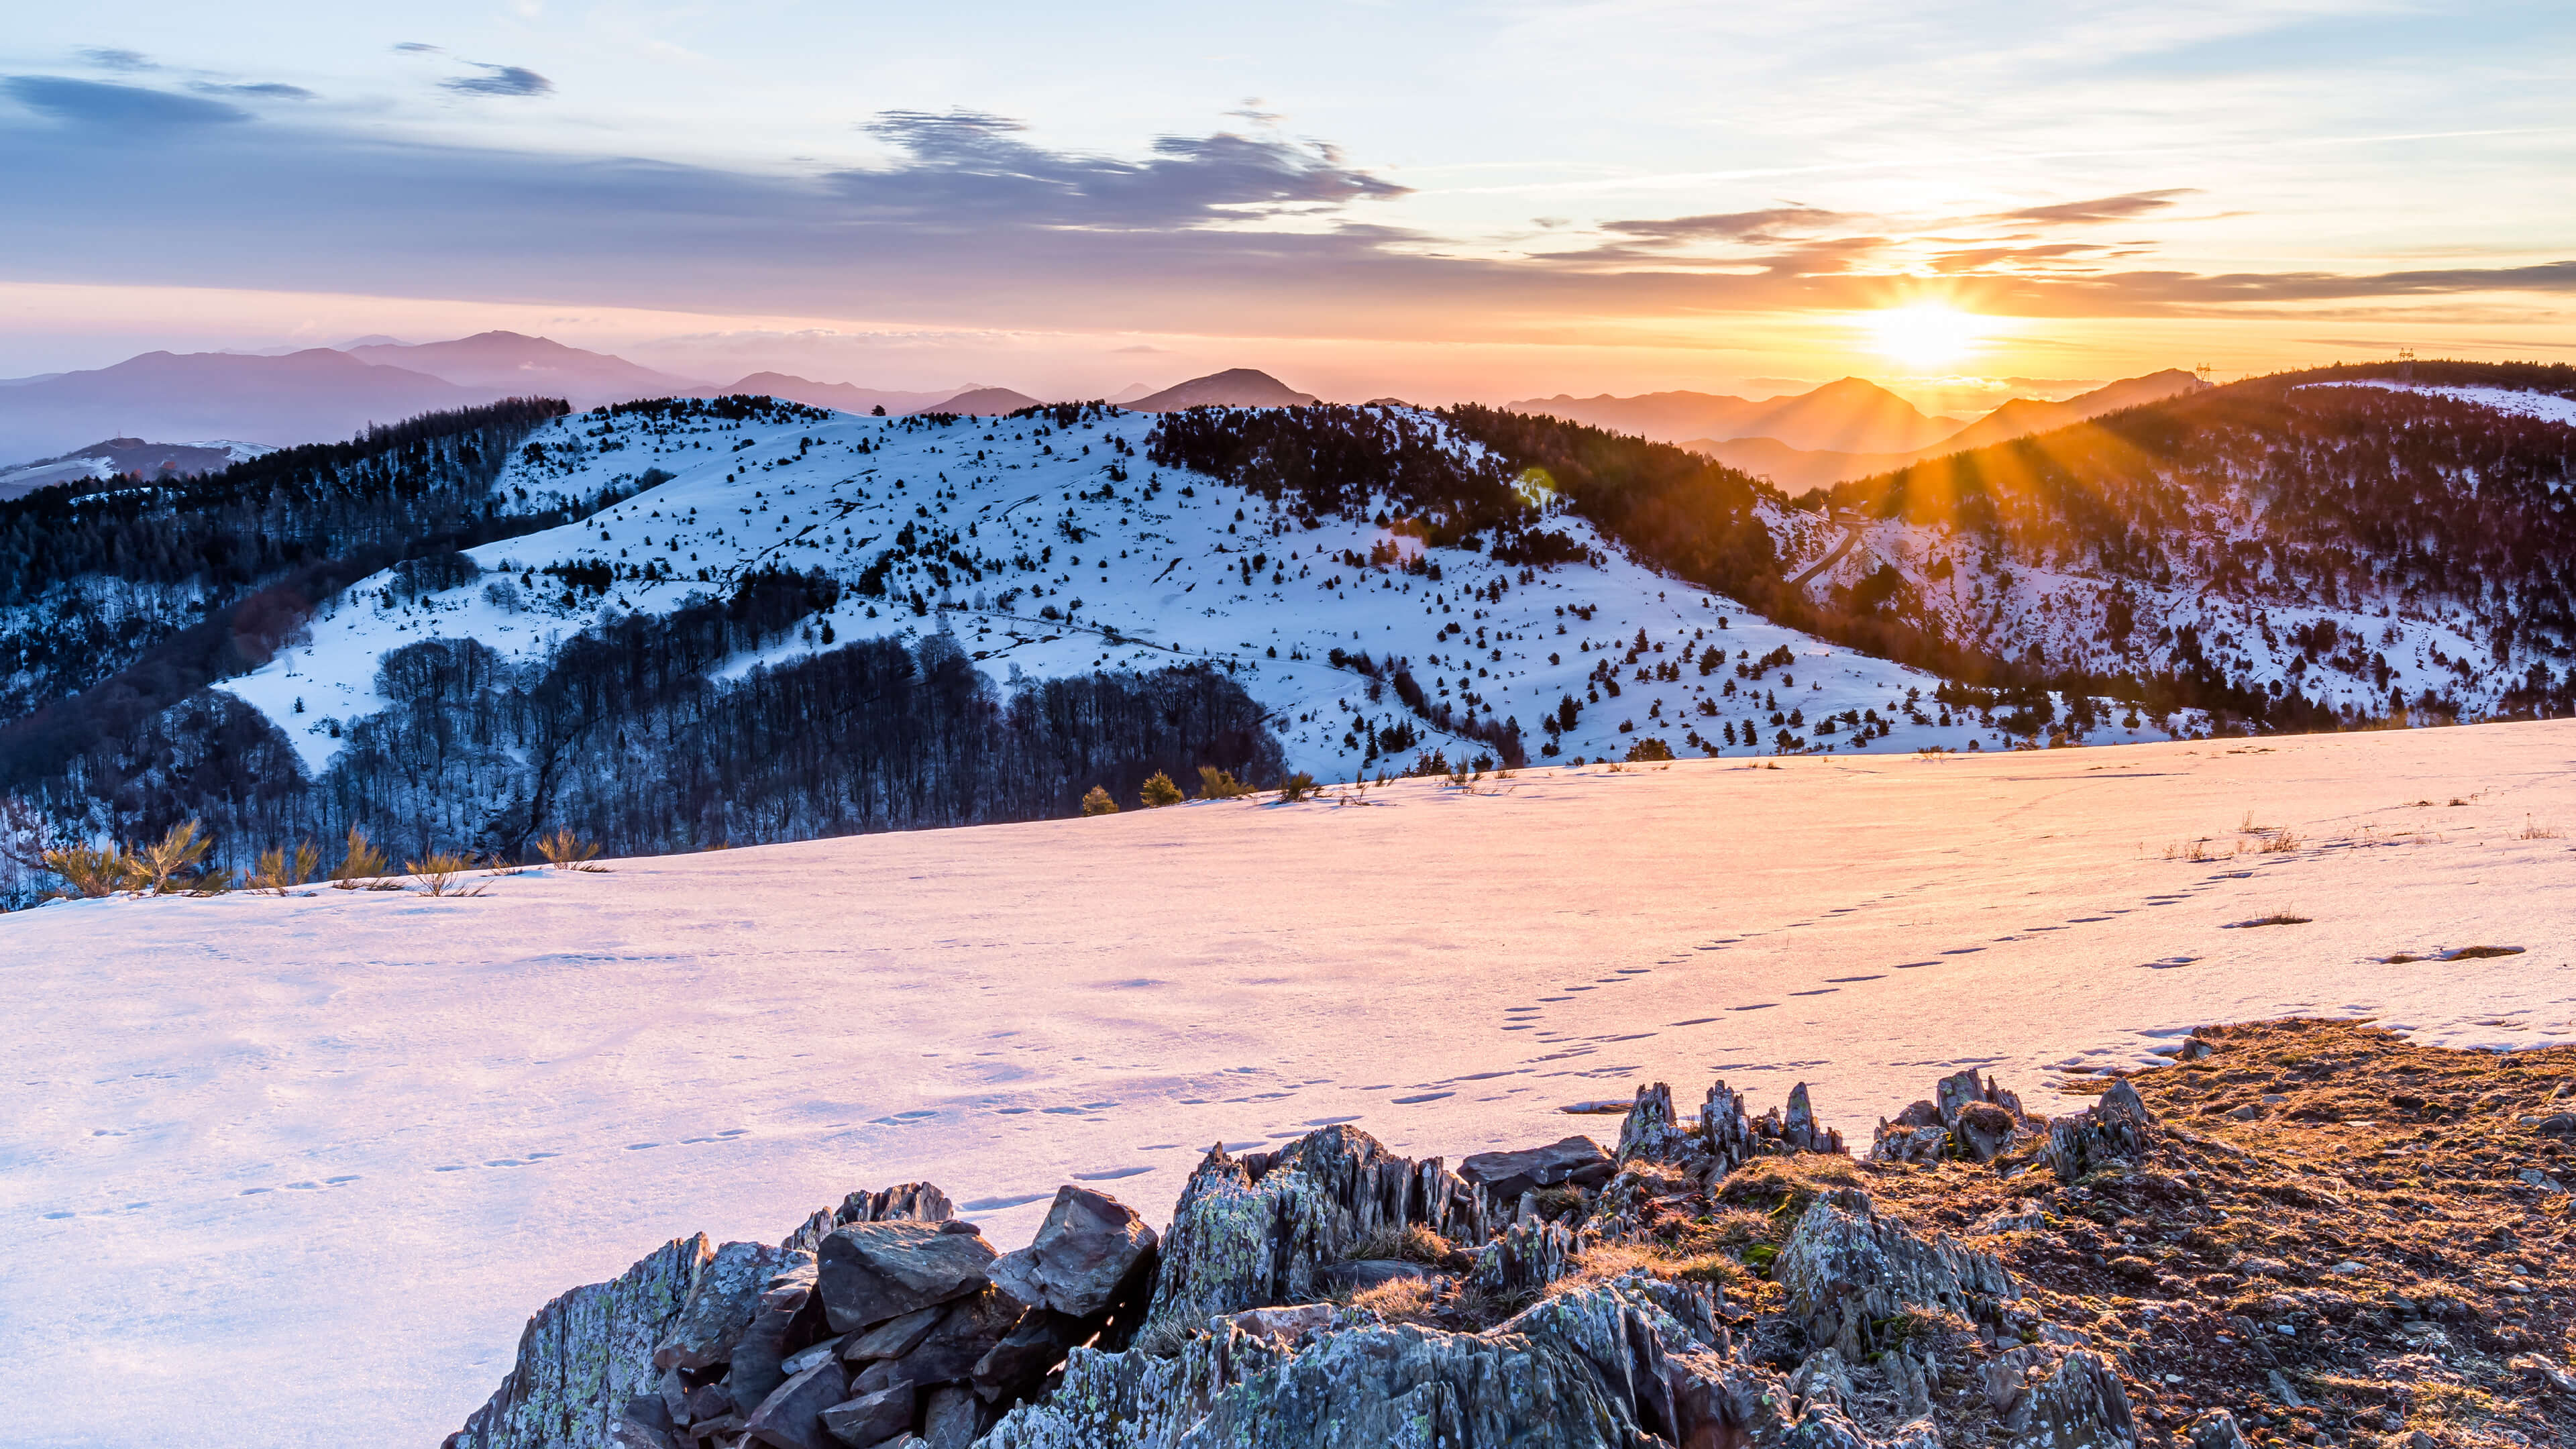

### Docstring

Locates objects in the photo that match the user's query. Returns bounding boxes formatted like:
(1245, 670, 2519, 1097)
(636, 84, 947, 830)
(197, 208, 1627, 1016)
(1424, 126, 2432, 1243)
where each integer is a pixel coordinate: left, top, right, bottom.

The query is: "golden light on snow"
(1865, 305, 1988, 368)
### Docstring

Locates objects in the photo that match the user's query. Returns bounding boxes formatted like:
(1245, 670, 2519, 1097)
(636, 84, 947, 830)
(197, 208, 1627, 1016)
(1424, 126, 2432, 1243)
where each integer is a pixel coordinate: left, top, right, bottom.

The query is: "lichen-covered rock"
(2042, 1079, 2154, 1184)
(1469, 1217, 1583, 1299)
(985, 1278, 1761, 1449)
(2181, 1407, 2251, 1449)
(654, 1240, 788, 1373)
(1615, 1081, 1686, 1163)
(1141, 1125, 1483, 1332)
(2007, 1348, 2136, 1448)
(816, 1222, 998, 1335)
(447, 1234, 714, 1449)
(1776, 1189, 2017, 1357)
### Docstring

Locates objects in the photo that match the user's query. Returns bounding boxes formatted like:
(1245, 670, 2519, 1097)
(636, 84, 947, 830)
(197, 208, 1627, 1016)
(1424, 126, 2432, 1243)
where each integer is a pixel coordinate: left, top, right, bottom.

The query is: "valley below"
(6, 721, 2574, 1447)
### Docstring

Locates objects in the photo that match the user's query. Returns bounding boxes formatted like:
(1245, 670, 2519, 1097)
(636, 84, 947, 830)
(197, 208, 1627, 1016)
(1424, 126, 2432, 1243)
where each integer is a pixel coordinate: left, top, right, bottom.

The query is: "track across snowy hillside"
(220, 398, 2173, 780)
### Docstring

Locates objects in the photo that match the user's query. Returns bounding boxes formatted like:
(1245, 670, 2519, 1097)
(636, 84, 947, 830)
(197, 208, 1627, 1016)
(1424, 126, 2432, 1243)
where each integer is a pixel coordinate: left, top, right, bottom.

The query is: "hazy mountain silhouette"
(717, 372, 961, 415)
(1507, 377, 1962, 453)
(0, 350, 489, 466)
(345, 331, 705, 407)
(913, 386, 1046, 415)
(1684, 370, 2209, 490)
(1124, 368, 1318, 411)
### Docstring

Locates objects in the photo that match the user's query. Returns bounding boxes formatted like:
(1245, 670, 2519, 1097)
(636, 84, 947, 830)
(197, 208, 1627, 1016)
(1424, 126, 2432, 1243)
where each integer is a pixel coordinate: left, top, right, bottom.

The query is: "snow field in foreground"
(7, 720, 2576, 1447)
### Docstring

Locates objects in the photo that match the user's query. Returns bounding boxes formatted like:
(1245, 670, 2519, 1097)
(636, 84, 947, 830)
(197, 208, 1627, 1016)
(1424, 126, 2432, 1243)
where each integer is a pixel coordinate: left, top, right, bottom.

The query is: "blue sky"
(2, 1, 2569, 402)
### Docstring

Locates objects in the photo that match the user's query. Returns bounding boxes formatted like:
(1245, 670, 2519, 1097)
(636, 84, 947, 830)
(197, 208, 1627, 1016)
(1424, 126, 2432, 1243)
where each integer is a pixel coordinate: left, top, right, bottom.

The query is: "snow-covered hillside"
(9, 720, 2574, 1449)
(1784, 380, 2576, 723)
(223, 398, 2163, 780)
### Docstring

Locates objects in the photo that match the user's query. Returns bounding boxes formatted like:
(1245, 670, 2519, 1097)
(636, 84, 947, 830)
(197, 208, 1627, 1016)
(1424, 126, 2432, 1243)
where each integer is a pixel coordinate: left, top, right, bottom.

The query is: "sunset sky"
(3, 1, 2570, 407)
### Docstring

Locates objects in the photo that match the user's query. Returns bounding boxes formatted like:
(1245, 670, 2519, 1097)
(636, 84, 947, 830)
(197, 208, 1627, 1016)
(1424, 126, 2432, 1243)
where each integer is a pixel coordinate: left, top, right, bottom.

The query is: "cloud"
(442, 64, 555, 98)
(191, 81, 315, 101)
(3, 76, 248, 128)
(392, 43, 443, 54)
(0, 98, 2562, 343)
(839, 109, 1406, 228)
(1994, 189, 2198, 226)
(1114, 343, 1174, 354)
(76, 48, 156, 71)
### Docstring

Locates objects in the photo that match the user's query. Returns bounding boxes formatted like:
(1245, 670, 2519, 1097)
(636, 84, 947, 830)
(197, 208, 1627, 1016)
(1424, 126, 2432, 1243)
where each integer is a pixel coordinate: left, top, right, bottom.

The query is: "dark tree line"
(38, 566, 1280, 877)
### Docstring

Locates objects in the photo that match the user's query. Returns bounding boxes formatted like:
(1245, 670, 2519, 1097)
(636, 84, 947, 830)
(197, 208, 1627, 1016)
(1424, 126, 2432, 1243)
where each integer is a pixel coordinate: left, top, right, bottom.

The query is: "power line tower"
(2398, 347, 2416, 383)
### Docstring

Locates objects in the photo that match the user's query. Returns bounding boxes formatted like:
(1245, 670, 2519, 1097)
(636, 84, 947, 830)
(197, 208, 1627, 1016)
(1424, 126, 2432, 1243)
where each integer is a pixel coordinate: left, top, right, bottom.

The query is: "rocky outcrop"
(1777, 1188, 2017, 1356)
(450, 1055, 2219, 1449)
(448, 1234, 714, 1449)
(985, 1276, 1772, 1449)
(1872, 1069, 2046, 1165)
(1142, 1125, 1485, 1332)
(2041, 1079, 2154, 1183)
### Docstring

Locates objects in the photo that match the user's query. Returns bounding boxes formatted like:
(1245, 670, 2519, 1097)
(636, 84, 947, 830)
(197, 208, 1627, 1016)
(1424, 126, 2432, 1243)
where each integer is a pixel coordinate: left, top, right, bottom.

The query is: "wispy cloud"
(441, 64, 554, 98)
(191, 81, 315, 101)
(1995, 189, 2198, 226)
(3, 76, 248, 128)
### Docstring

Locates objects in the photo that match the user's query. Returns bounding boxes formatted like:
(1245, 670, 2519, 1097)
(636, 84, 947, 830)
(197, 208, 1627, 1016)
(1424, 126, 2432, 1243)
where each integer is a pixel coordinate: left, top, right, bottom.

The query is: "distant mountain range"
(0, 330, 1332, 468)
(1509, 370, 2209, 491)
(0, 437, 272, 500)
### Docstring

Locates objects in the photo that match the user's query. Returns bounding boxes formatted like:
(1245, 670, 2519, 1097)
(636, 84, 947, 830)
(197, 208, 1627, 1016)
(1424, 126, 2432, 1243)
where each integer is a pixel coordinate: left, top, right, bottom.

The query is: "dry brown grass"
(535, 827, 609, 871)
(406, 851, 485, 897)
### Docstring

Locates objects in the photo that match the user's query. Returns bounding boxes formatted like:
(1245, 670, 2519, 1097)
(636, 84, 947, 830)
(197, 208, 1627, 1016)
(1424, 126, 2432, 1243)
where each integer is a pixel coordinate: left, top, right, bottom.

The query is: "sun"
(1866, 305, 1986, 368)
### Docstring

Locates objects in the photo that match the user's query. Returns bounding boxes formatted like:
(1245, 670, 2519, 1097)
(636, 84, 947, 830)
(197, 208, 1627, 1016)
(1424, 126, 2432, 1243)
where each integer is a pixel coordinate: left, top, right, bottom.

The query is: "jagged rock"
(2010, 1349, 2136, 1448)
(1457, 1135, 1613, 1200)
(1226, 1302, 1337, 1341)
(782, 1184, 955, 1258)
(729, 1269, 824, 1417)
(894, 1285, 1025, 1385)
(1776, 1082, 1845, 1154)
(1142, 1125, 1484, 1332)
(1871, 1122, 1949, 1165)
(610, 1395, 680, 1449)
(2043, 1079, 2154, 1184)
(985, 1278, 1764, 1449)
(972, 1308, 1095, 1401)
(1789, 1346, 1859, 1411)
(742, 1358, 847, 1449)
(920, 1385, 995, 1449)
(1777, 1189, 2017, 1357)
(1470, 1216, 1583, 1298)
(448, 1234, 714, 1449)
(1703, 1081, 1760, 1173)
(816, 1222, 998, 1334)
(2182, 1407, 2252, 1448)
(818, 1381, 913, 1448)
(654, 1240, 787, 1372)
(1616, 1081, 1689, 1163)
(843, 1304, 945, 1361)
(987, 1186, 1159, 1321)
(1953, 1102, 2019, 1162)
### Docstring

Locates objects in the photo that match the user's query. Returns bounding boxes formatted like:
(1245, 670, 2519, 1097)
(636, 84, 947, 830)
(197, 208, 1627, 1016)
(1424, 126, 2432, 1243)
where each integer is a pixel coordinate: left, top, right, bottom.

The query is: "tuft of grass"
(1195, 765, 1253, 800)
(406, 851, 484, 897)
(248, 841, 321, 896)
(2519, 816, 2564, 840)
(131, 820, 211, 894)
(2261, 826, 2303, 853)
(2224, 912, 2313, 928)
(44, 843, 132, 899)
(535, 827, 608, 871)
(331, 827, 392, 890)
(1343, 1276, 1438, 1324)
(1277, 771, 1318, 803)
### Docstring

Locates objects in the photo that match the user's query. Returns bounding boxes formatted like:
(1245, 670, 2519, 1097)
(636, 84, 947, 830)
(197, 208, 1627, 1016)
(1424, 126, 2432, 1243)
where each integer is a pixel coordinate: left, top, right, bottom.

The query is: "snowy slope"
(1779, 382, 2576, 722)
(7, 720, 2575, 1448)
(223, 400, 2168, 779)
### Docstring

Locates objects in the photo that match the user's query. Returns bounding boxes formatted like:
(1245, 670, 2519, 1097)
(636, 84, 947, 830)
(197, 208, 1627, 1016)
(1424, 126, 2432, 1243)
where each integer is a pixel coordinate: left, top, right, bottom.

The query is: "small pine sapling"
(250, 841, 322, 896)
(1138, 771, 1185, 808)
(1195, 765, 1252, 800)
(1080, 786, 1119, 816)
